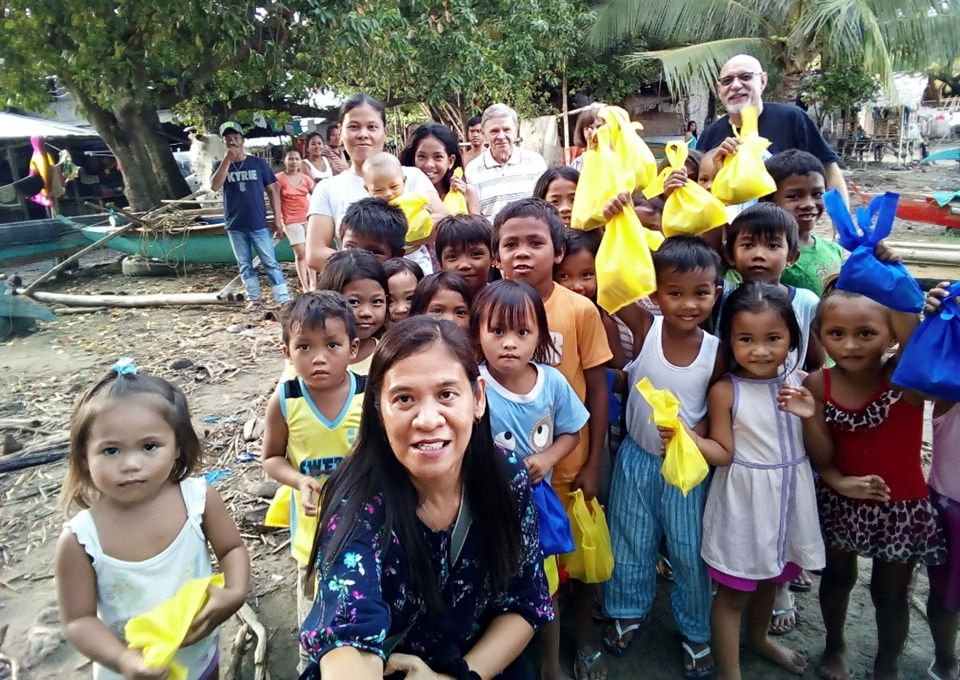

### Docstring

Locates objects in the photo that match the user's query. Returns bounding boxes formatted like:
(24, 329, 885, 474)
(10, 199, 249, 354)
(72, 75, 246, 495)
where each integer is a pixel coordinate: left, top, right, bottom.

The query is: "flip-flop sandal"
(681, 640, 715, 679)
(602, 618, 645, 658)
(768, 605, 796, 636)
(574, 648, 606, 680)
(788, 571, 813, 592)
(657, 555, 675, 582)
(243, 300, 262, 313)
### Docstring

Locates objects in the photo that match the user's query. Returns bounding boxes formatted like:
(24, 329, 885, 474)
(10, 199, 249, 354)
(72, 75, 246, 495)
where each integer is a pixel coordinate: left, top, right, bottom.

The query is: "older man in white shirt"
(465, 103, 547, 220)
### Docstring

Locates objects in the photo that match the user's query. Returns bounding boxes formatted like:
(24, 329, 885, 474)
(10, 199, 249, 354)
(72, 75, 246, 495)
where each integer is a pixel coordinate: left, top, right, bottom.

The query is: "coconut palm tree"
(588, 0, 960, 101)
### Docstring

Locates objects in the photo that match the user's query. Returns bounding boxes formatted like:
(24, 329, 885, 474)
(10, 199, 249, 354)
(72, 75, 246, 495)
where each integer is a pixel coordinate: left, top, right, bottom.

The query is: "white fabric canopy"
(0, 112, 99, 140)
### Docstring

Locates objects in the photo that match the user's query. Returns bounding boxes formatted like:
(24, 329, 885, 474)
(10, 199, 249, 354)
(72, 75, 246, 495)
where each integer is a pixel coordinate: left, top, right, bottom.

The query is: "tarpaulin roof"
(868, 74, 929, 110)
(0, 112, 100, 141)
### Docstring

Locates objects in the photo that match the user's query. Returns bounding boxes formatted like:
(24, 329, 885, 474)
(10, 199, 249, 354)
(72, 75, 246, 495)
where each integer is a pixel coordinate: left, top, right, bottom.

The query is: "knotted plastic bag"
(532, 481, 575, 556)
(562, 489, 614, 583)
(442, 168, 469, 216)
(635, 377, 709, 496)
(644, 142, 728, 236)
(597, 206, 659, 313)
(124, 574, 226, 680)
(824, 189, 925, 313)
(892, 281, 960, 401)
(600, 106, 658, 193)
(711, 107, 777, 204)
(570, 125, 621, 232)
(390, 193, 433, 242)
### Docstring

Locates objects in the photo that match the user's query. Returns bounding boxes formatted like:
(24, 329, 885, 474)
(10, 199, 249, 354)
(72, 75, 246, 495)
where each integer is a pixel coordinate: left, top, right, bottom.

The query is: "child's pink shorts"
(708, 562, 803, 593)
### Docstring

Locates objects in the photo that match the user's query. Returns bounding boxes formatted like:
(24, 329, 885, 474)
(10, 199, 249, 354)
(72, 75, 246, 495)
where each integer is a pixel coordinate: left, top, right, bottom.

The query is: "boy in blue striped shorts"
(603, 235, 724, 679)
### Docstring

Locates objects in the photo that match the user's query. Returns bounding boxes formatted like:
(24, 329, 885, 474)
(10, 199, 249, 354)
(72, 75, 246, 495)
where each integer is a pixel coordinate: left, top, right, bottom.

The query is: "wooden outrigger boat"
(0, 214, 107, 266)
(61, 216, 295, 264)
(849, 182, 960, 230)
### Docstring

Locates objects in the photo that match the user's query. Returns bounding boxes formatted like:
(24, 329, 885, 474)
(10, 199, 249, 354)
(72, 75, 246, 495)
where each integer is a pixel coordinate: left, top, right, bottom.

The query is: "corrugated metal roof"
(0, 112, 99, 140)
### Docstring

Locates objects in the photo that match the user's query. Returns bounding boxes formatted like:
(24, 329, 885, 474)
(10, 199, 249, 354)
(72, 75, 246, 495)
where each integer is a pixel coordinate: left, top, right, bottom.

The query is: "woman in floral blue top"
(300, 316, 553, 679)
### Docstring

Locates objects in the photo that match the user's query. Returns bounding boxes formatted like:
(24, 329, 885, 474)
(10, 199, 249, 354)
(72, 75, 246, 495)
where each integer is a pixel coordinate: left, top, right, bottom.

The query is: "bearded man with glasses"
(697, 54, 849, 204)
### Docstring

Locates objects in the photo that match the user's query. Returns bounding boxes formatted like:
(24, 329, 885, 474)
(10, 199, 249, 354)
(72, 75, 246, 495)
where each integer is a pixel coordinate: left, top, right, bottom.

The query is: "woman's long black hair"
(398, 123, 463, 196)
(308, 316, 523, 611)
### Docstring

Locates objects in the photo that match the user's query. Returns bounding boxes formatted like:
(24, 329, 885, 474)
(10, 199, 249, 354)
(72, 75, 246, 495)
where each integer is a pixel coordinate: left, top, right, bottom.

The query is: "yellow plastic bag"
(570, 127, 620, 232)
(265, 484, 319, 564)
(563, 489, 614, 583)
(644, 142, 728, 237)
(390, 193, 433, 242)
(599, 106, 658, 193)
(442, 168, 469, 216)
(124, 573, 225, 680)
(710, 106, 777, 204)
(635, 377, 709, 496)
(596, 206, 658, 314)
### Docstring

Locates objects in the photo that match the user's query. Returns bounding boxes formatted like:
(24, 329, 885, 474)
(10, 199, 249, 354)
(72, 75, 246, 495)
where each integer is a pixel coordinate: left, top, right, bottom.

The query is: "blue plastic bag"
(531, 481, 574, 556)
(892, 281, 960, 401)
(824, 189, 924, 313)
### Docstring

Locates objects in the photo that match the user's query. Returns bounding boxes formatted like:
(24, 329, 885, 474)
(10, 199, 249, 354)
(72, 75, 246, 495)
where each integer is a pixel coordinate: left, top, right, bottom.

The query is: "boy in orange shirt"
(493, 198, 612, 680)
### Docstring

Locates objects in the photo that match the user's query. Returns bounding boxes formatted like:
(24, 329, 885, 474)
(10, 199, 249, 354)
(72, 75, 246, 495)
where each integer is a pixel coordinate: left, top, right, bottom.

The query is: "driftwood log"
(0, 439, 69, 475)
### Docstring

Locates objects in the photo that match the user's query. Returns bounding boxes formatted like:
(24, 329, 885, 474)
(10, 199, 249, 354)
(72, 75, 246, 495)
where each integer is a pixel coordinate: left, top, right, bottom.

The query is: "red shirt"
(824, 369, 928, 502)
(275, 173, 314, 224)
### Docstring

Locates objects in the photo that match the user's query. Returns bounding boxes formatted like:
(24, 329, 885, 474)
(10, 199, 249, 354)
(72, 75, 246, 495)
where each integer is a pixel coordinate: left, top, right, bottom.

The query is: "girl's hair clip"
(112, 357, 138, 376)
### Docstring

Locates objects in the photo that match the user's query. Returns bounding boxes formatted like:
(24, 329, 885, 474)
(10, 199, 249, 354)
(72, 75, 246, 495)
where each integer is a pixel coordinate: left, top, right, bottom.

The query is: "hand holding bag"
(124, 574, 226, 680)
(644, 141, 728, 236)
(892, 281, 960, 401)
(635, 377, 709, 495)
(710, 106, 778, 204)
(824, 189, 925, 313)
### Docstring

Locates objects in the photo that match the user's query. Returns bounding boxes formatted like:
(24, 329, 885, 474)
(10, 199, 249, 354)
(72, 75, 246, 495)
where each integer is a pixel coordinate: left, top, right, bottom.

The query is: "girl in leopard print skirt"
(803, 286, 946, 680)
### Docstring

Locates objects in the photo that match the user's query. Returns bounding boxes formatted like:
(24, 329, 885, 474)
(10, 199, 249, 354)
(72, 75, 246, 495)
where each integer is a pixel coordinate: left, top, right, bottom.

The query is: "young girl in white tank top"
(55, 361, 250, 680)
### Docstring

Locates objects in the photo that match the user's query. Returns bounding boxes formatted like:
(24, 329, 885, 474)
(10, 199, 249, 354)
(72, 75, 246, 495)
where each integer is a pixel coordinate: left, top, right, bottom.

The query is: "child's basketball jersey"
(279, 373, 366, 563)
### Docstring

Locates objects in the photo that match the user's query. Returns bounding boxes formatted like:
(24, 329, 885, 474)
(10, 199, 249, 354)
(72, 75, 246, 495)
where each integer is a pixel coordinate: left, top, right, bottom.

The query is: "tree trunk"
(61, 84, 191, 211)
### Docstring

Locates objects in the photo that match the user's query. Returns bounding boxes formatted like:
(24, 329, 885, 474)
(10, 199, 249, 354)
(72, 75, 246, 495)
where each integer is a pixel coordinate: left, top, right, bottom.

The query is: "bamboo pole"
(19, 289, 236, 308)
(562, 72, 571, 165)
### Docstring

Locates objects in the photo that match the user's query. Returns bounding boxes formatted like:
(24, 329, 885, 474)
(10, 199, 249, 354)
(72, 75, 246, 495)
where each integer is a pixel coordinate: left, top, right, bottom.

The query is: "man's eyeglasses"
(718, 72, 763, 87)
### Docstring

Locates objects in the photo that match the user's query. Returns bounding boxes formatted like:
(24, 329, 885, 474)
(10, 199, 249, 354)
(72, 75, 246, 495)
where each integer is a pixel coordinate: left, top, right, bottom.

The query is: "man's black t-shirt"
(698, 102, 839, 166)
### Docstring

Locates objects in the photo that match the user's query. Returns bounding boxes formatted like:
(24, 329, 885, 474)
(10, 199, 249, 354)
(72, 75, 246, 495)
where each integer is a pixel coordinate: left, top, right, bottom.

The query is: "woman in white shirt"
(306, 93, 445, 272)
(302, 132, 334, 182)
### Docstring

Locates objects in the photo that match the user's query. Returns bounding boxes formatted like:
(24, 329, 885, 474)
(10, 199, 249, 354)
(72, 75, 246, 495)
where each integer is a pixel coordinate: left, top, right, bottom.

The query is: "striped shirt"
(465, 148, 547, 220)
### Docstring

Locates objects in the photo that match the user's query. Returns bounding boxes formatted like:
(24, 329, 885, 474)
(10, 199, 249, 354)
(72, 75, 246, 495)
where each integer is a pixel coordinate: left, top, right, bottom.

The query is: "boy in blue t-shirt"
(211, 121, 290, 312)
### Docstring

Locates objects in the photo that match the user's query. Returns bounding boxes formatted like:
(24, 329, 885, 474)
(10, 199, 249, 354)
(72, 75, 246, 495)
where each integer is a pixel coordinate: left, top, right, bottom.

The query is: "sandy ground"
(1, 161, 958, 680)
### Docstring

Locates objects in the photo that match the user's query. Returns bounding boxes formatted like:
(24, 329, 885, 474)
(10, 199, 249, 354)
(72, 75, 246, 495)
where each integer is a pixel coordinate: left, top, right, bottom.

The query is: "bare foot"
(748, 635, 806, 675)
(818, 645, 850, 680)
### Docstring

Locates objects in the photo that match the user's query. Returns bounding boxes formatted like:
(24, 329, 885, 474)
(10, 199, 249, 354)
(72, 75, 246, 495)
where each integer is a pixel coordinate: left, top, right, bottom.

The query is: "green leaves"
(588, 0, 960, 99)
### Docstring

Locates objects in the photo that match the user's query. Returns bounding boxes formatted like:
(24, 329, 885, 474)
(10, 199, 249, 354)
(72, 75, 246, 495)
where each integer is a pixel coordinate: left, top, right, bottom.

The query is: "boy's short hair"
(383, 257, 424, 281)
(340, 198, 407, 257)
(652, 234, 721, 278)
(764, 149, 826, 185)
(281, 291, 357, 345)
(491, 198, 565, 257)
(467, 115, 482, 128)
(724, 202, 799, 262)
(435, 214, 493, 256)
